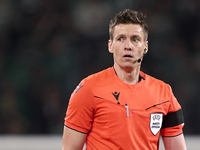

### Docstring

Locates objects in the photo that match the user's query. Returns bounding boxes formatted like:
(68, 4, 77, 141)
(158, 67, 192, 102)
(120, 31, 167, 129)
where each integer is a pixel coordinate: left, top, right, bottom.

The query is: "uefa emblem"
(150, 113, 163, 135)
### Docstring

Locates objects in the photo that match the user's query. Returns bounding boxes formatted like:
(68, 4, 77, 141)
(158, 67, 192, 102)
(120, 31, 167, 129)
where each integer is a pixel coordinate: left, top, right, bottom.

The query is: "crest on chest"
(150, 113, 163, 135)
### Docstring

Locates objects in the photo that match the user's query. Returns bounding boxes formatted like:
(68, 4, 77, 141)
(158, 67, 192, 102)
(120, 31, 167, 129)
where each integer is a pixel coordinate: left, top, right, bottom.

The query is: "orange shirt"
(64, 67, 184, 150)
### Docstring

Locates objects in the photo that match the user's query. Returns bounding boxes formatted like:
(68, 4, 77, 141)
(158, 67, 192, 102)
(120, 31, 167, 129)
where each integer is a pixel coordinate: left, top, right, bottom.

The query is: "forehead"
(113, 24, 145, 38)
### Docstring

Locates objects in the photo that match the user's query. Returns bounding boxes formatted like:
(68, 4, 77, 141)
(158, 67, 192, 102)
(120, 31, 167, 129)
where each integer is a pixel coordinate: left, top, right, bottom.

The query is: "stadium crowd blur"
(0, 0, 200, 135)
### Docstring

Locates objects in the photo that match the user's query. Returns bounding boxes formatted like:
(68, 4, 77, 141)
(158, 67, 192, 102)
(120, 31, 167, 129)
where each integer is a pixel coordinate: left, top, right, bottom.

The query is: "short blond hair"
(109, 9, 148, 41)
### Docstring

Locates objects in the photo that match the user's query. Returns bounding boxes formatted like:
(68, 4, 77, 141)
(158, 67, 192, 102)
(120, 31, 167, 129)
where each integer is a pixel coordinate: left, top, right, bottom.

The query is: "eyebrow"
(131, 34, 142, 38)
(131, 35, 142, 40)
(115, 34, 142, 41)
(116, 34, 125, 38)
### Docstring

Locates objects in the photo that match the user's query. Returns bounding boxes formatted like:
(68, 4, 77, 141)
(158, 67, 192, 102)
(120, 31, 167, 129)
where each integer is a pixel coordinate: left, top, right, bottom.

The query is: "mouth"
(123, 54, 133, 58)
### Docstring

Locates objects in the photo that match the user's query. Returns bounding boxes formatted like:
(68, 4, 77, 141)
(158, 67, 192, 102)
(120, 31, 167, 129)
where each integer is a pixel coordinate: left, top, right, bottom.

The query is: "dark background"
(0, 0, 199, 135)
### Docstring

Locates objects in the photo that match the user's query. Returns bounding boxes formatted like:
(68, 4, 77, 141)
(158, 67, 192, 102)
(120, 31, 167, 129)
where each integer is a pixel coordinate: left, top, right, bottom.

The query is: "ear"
(108, 40, 113, 53)
(144, 40, 148, 54)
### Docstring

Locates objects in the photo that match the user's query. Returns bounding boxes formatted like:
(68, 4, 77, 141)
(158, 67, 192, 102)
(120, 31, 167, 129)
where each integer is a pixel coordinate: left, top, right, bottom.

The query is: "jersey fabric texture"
(64, 67, 184, 150)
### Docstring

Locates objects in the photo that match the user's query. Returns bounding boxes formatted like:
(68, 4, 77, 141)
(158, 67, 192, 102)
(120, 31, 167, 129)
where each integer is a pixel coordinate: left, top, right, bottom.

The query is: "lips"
(123, 54, 133, 58)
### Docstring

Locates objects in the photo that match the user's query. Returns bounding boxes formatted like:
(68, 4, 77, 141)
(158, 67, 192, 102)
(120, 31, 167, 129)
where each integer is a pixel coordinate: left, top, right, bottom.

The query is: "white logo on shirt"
(150, 113, 163, 135)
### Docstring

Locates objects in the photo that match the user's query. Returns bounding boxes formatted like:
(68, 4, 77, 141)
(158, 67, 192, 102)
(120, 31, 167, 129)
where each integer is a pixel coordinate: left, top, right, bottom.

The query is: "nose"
(124, 40, 133, 51)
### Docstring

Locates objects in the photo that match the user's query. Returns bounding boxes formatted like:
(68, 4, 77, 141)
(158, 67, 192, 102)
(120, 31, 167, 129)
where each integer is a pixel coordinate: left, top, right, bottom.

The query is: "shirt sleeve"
(160, 85, 184, 137)
(64, 79, 94, 133)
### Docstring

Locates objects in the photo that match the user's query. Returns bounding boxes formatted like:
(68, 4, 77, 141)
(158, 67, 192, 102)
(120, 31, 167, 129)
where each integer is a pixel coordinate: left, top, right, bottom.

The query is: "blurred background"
(0, 0, 200, 148)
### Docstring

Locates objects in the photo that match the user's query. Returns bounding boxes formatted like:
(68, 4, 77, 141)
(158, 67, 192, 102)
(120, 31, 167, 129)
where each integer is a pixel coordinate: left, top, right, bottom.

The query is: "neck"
(114, 64, 140, 84)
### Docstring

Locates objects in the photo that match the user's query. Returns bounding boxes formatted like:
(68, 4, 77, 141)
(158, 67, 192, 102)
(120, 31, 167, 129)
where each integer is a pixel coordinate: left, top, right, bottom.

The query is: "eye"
(133, 38, 139, 42)
(131, 35, 141, 42)
(118, 37, 123, 41)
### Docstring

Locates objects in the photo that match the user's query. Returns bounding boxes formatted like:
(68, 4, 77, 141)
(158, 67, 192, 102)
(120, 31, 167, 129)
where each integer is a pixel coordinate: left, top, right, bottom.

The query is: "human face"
(108, 24, 148, 71)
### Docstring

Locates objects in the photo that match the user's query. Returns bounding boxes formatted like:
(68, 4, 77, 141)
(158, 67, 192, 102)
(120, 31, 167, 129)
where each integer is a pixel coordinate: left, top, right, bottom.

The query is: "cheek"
(113, 48, 121, 59)
(111, 43, 124, 61)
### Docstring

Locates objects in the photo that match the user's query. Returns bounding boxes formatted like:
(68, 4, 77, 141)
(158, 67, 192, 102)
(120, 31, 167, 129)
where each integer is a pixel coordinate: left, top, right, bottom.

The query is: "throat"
(113, 66, 141, 84)
(123, 73, 139, 84)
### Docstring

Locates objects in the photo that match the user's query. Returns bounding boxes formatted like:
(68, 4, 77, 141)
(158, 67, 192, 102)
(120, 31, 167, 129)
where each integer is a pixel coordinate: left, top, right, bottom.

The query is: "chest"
(91, 83, 170, 137)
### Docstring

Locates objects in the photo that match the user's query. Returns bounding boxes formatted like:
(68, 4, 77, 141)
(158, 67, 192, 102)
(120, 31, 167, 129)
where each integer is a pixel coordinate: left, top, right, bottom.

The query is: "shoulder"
(141, 71, 172, 92)
(84, 67, 114, 86)
(72, 67, 113, 95)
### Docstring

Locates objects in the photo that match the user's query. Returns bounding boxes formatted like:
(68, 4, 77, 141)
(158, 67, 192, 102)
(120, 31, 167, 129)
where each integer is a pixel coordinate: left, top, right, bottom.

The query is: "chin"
(121, 65, 133, 71)
(122, 64, 140, 71)
(123, 63, 135, 68)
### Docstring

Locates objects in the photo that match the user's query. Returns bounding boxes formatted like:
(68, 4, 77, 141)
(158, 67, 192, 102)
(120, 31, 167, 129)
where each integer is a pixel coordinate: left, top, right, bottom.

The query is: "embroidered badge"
(75, 83, 83, 93)
(150, 113, 163, 135)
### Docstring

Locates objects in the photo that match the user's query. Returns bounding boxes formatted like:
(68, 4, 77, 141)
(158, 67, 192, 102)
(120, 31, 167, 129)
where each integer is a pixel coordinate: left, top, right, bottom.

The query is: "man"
(62, 9, 187, 150)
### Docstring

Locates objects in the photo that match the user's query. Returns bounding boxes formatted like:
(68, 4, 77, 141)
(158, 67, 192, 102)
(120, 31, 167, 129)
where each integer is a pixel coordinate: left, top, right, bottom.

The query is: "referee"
(62, 9, 187, 150)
